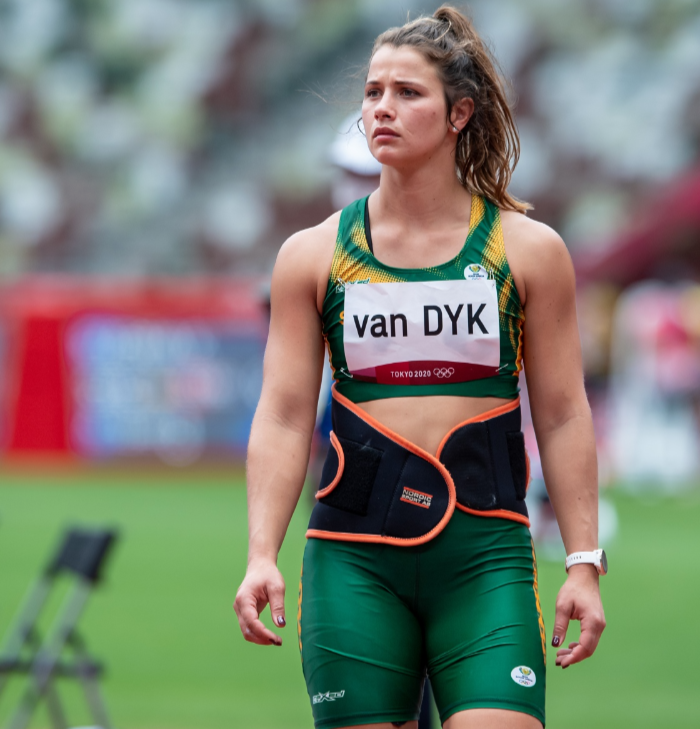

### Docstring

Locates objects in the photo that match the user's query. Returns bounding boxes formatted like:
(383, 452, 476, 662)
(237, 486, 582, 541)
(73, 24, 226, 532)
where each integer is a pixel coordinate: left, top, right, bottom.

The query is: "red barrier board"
(0, 276, 267, 461)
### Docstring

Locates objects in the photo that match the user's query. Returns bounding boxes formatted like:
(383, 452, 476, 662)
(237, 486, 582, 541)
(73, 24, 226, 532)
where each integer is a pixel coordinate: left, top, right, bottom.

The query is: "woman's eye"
(401, 88, 418, 97)
(365, 88, 380, 98)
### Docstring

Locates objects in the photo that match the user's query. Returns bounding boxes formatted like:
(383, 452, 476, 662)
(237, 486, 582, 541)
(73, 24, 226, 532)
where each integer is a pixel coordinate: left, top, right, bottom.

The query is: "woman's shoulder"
(278, 210, 341, 259)
(273, 210, 343, 308)
(500, 209, 566, 255)
(275, 210, 341, 272)
(499, 209, 574, 306)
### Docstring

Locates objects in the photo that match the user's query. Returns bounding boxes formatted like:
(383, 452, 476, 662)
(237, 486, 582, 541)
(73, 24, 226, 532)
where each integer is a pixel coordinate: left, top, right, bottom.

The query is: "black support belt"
(307, 389, 530, 545)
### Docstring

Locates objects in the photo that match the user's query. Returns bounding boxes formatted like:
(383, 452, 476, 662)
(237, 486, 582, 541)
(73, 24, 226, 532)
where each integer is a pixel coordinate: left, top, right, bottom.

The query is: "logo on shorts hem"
(313, 690, 345, 704)
(511, 666, 536, 687)
(400, 487, 433, 509)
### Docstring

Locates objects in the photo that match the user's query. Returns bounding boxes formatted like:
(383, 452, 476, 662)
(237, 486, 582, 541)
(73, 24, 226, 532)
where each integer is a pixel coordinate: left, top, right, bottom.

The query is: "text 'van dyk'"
(352, 303, 489, 339)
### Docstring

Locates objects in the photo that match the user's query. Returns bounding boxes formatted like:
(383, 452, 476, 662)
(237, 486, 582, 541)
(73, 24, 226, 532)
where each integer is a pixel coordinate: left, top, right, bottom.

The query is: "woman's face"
(362, 44, 466, 170)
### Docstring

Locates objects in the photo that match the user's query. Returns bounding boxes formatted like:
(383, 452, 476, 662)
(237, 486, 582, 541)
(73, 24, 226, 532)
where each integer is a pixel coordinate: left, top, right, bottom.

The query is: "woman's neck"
(373, 157, 470, 229)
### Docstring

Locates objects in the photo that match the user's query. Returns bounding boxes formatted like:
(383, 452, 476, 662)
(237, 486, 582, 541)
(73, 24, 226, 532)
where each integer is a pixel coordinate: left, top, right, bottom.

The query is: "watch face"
(600, 550, 608, 575)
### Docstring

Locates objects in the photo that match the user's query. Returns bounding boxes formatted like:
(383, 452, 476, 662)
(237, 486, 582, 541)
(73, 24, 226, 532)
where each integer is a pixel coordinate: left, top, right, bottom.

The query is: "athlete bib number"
(344, 279, 500, 385)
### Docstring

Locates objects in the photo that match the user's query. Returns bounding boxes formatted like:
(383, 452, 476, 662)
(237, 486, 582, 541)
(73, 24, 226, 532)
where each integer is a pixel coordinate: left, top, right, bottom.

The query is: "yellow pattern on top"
(349, 218, 370, 253)
(481, 210, 523, 363)
(515, 318, 525, 373)
(469, 193, 485, 232)
(330, 217, 404, 285)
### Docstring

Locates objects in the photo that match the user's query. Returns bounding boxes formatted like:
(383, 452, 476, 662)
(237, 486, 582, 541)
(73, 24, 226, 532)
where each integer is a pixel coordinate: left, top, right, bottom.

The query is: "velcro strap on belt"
(307, 388, 529, 546)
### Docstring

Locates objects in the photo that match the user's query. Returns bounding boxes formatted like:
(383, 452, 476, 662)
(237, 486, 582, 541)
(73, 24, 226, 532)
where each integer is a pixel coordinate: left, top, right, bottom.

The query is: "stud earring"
(452, 125, 459, 132)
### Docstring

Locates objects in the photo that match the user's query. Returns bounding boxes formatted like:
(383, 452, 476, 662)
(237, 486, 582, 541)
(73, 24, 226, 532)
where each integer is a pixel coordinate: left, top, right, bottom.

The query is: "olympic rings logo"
(433, 367, 455, 379)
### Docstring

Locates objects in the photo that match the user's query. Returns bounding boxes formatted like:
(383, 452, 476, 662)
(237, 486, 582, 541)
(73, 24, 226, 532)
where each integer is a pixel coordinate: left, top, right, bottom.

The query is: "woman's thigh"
(445, 708, 543, 728)
(299, 537, 425, 729)
(419, 511, 547, 727)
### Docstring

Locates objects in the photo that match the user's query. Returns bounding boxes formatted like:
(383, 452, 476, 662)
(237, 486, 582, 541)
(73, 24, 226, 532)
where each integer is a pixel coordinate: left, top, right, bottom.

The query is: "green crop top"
(321, 194, 524, 403)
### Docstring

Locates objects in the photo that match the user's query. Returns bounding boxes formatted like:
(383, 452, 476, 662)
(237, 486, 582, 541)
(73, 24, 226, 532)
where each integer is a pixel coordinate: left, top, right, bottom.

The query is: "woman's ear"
(449, 97, 474, 133)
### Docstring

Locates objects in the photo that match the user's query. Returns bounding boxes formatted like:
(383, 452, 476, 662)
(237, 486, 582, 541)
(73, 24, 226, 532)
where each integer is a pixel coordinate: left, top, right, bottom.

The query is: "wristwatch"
(565, 549, 608, 575)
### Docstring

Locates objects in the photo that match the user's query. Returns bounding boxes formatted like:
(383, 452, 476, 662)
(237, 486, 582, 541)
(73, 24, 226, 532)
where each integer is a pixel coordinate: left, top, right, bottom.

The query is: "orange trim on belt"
(435, 396, 521, 459)
(315, 431, 344, 499)
(455, 502, 530, 527)
(306, 528, 447, 546)
(307, 386, 457, 546)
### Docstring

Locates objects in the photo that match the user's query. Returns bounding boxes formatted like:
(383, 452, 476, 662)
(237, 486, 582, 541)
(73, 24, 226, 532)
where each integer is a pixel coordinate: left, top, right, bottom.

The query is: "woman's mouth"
(373, 127, 399, 139)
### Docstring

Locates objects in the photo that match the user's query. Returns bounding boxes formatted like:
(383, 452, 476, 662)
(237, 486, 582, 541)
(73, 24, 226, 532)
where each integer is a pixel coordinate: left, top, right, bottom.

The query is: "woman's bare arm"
(234, 222, 332, 646)
(505, 214, 606, 668)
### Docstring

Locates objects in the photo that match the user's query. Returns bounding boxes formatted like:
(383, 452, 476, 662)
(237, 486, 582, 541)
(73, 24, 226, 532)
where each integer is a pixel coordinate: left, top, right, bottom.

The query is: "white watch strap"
(565, 550, 602, 571)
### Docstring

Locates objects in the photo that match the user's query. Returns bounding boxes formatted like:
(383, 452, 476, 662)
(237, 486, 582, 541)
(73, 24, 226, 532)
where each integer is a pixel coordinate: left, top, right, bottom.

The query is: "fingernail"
(277, 616, 286, 626)
(563, 664, 568, 669)
(552, 636, 560, 647)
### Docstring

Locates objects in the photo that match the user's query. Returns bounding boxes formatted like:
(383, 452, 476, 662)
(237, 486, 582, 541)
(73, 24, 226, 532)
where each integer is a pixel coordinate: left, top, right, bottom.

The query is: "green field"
(1, 470, 698, 728)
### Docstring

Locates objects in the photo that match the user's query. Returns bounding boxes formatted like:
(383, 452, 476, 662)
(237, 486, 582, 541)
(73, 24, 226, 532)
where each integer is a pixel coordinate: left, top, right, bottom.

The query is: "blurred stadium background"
(1, 0, 699, 727)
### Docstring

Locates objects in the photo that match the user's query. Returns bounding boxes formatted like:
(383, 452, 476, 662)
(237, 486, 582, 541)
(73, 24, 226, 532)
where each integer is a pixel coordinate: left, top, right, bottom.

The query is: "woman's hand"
(552, 564, 606, 668)
(234, 559, 287, 646)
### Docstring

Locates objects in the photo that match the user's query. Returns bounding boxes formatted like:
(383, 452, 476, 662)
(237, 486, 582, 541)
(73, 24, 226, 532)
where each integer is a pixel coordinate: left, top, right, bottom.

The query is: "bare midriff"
(358, 395, 513, 456)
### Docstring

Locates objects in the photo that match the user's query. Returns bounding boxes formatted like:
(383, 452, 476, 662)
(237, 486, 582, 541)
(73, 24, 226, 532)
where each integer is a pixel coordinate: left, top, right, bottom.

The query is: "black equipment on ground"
(0, 527, 118, 729)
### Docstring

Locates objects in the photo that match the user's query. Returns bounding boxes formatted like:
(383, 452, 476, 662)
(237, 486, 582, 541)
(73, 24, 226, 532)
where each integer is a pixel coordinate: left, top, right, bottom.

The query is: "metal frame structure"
(0, 528, 118, 729)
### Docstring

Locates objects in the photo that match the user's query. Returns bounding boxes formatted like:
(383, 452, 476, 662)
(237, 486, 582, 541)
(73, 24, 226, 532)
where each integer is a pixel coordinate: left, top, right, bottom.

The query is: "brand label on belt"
(400, 487, 433, 509)
(344, 279, 500, 384)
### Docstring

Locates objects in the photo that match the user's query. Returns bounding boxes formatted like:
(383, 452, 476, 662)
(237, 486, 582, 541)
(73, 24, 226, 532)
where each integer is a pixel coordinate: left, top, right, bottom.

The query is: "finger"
(267, 579, 287, 629)
(234, 598, 282, 646)
(559, 642, 593, 668)
(551, 596, 572, 649)
(246, 618, 283, 646)
(554, 648, 574, 666)
(555, 642, 579, 664)
(575, 618, 604, 660)
(240, 611, 282, 646)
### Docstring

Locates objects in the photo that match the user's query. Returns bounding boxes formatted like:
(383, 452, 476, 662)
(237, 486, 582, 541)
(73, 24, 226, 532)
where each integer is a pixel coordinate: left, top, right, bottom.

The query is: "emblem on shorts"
(511, 666, 536, 687)
(465, 263, 489, 281)
(400, 487, 433, 509)
(313, 690, 345, 704)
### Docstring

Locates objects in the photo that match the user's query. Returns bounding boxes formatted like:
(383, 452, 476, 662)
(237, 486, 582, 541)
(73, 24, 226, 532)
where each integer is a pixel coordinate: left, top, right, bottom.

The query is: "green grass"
(0, 471, 698, 728)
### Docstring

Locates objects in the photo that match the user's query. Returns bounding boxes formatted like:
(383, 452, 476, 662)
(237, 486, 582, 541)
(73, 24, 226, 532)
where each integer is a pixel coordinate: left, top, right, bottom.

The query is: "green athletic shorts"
(298, 509, 546, 728)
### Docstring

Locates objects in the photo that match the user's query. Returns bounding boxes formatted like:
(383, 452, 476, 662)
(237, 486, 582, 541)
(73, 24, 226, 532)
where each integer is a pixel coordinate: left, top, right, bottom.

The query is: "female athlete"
(234, 6, 606, 729)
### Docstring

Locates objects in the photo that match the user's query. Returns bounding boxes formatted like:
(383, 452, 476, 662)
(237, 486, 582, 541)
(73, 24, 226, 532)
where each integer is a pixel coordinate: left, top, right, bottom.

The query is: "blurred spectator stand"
(575, 164, 700, 287)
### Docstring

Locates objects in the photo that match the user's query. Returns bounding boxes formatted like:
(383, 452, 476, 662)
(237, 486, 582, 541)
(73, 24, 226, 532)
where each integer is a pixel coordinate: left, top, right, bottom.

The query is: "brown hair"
(370, 5, 531, 213)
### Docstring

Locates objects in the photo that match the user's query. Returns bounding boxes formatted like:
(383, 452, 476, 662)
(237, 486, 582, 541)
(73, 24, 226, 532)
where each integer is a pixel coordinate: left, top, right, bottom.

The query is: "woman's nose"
(374, 95, 395, 120)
